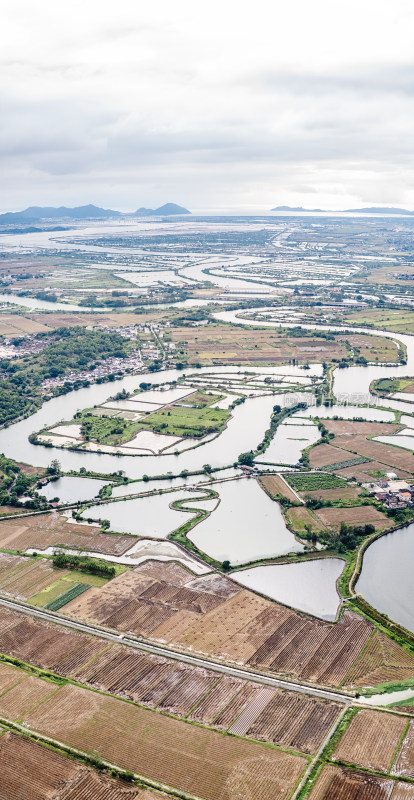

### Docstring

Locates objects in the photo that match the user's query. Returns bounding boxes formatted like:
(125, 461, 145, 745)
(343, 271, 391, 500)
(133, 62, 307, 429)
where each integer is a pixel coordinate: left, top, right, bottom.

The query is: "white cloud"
(1, 0, 414, 211)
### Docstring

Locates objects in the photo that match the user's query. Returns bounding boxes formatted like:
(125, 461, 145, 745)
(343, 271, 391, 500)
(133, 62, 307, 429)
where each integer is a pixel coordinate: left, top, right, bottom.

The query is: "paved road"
(0, 594, 352, 705)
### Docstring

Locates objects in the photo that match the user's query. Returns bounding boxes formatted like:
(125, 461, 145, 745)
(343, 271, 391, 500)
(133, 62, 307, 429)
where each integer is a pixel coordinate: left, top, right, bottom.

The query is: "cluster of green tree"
(170, 308, 212, 326)
(35, 290, 58, 302)
(52, 551, 116, 578)
(0, 383, 34, 426)
(386, 506, 414, 525)
(317, 421, 335, 444)
(0, 454, 46, 508)
(334, 521, 375, 552)
(0, 327, 130, 425)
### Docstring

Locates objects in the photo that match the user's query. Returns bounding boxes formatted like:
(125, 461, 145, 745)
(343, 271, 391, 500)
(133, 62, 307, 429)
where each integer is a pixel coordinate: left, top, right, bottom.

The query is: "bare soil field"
(64, 561, 378, 688)
(314, 505, 389, 530)
(157, 668, 218, 716)
(0, 730, 158, 800)
(24, 683, 307, 800)
(323, 421, 400, 437)
(309, 443, 350, 468)
(170, 324, 351, 365)
(246, 690, 342, 754)
(307, 764, 397, 800)
(0, 614, 94, 670)
(0, 673, 59, 719)
(344, 631, 414, 687)
(393, 720, 414, 779)
(0, 607, 346, 751)
(332, 433, 414, 474)
(391, 785, 414, 799)
(188, 674, 246, 724)
(332, 709, 408, 773)
(0, 661, 27, 694)
(0, 512, 137, 555)
(0, 553, 68, 600)
(0, 314, 51, 336)
(260, 474, 300, 503)
(309, 419, 414, 476)
(302, 487, 362, 501)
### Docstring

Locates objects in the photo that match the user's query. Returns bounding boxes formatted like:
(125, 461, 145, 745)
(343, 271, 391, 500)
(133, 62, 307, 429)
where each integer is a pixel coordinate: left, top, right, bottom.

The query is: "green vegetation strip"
(45, 582, 90, 611)
(320, 456, 371, 472)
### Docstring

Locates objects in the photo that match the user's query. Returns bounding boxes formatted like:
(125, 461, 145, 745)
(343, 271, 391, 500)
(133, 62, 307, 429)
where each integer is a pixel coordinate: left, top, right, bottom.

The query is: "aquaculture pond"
(82, 490, 205, 538)
(38, 476, 108, 504)
(259, 420, 320, 465)
(356, 522, 414, 634)
(231, 558, 344, 620)
(188, 478, 304, 565)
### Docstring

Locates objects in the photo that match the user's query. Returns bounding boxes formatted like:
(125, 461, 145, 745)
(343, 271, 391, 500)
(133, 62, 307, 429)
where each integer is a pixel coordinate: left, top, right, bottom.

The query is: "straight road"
(0, 594, 352, 705)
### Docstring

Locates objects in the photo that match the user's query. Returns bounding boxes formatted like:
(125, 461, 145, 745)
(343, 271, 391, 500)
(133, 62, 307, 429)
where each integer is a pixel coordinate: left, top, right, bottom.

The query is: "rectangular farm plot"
(391, 786, 414, 799)
(188, 675, 247, 724)
(0, 513, 137, 556)
(393, 720, 414, 779)
(228, 687, 277, 736)
(24, 683, 307, 800)
(0, 661, 27, 695)
(0, 731, 154, 800)
(0, 674, 59, 719)
(307, 765, 396, 800)
(0, 732, 80, 800)
(332, 709, 408, 773)
(0, 617, 92, 671)
(314, 505, 389, 530)
(246, 690, 343, 755)
(158, 668, 219, 716)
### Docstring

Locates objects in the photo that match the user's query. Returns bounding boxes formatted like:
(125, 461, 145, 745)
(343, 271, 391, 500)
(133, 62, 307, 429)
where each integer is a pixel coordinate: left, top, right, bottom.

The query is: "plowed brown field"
(393, 720, 414, 779)
(246, 690, 342, 754)
(307, 765, 396, 800)
(24, 683, 307, 800)
(332, 709, 408, 772)
(344, 631, 414, 687)
(314, 505, 388, 530)
(0, 730, 162, 799)
(61, 561, 380, 688)
(0, 513, 136, 555)
(260, 474, 299, 503)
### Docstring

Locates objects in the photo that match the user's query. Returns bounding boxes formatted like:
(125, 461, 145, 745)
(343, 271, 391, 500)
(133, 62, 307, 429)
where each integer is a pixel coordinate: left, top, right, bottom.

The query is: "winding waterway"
(0, 237, 413, 627)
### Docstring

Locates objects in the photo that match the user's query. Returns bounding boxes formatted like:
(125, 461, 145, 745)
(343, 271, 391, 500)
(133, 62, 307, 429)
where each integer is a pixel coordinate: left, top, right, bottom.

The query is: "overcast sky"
(1, 0, 414, 213)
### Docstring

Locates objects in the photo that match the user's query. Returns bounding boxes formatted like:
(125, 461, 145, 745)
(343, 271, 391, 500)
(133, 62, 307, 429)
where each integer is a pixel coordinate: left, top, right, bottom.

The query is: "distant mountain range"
(0, 202, 191, 224)
(271, 205, 414, 215)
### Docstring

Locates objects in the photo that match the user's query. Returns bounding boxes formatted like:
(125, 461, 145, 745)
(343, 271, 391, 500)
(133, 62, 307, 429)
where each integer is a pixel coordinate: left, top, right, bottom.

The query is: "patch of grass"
(285, 473, 348, 491)
(29, 570, 109, 607)
(183, 390, 224, 407)
(134, 404, 230, 438)
(77, 412, 142, 446)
